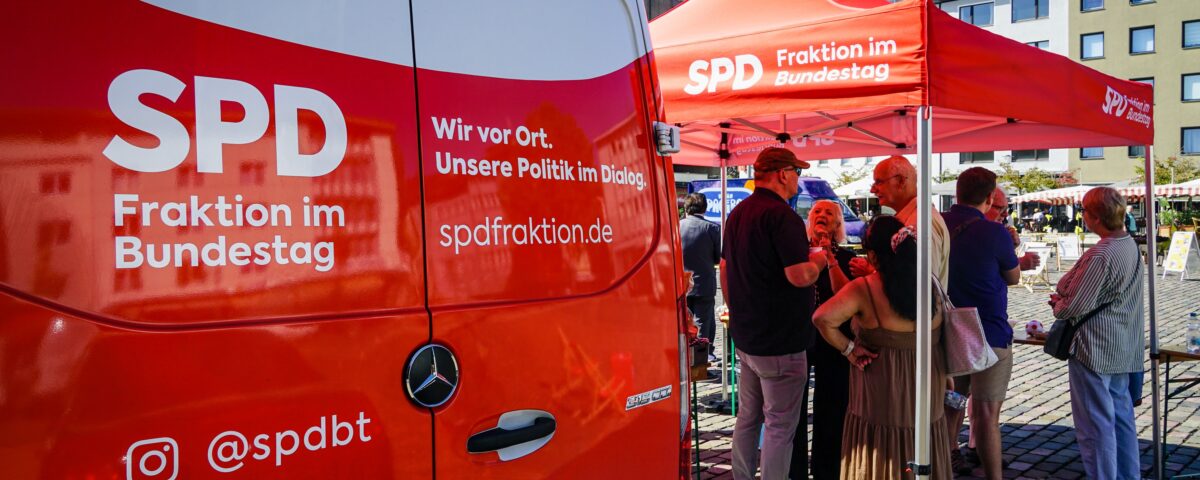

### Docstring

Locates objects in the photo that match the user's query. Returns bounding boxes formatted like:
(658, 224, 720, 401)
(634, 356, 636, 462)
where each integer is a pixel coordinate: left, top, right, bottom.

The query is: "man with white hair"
(851, 155, 950, 284)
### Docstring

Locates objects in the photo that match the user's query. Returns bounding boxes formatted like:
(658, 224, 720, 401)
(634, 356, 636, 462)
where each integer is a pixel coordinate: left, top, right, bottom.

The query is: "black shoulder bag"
(1043, 308, 1105, 360)
(1044, 249, 1141, 360)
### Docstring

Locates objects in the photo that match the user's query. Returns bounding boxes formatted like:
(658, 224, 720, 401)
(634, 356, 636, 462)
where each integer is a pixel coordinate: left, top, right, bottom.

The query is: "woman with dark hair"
(812, 216, 952, 479)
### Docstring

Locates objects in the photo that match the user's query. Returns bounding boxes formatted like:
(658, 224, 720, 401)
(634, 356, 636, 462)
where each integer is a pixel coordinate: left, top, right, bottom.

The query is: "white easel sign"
(1162, 231, 1200, 280)
(1055, 235, 1082, 270)
(1057, 235, 1081, 260)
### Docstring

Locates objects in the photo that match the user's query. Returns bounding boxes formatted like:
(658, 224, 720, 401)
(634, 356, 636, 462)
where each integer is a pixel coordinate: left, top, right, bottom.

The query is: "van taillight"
(677, 296, 693, 480)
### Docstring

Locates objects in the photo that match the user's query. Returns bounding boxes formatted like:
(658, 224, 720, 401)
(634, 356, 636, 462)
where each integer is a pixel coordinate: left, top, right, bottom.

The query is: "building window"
(1081, 147, 1104, 159)
(1012, 0, 1048, 22)
(1130, 0, 1153, 5)
(1185, 128, 1200, 155)
(959, 3, 993, 26)
(1082, 0, 1104, 11)
(961, 151, 995, 163)
(1186, 20, 1200, 49)
(1129, 145, 1146, 157)
(39, 172, 71, 194)
(1081, 33, 1104, 59)
(38, 221, 71, 246)
(1185, 74, 1200, 102)
(1131, 77, 1155, 87)
(1130, 26, 1155, 54)
(1027, 40, 1049, 49)
(1012, 149, 1049, 161)
(239, 161, 266, 185)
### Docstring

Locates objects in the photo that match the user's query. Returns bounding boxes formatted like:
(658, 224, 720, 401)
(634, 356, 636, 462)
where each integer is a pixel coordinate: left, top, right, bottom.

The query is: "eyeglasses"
(767, 167, 803, 175)
(871, 174, 903, 186)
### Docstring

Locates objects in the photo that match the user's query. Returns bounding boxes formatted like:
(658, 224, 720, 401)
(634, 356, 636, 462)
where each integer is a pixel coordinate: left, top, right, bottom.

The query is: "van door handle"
(467, 416, 555, 454)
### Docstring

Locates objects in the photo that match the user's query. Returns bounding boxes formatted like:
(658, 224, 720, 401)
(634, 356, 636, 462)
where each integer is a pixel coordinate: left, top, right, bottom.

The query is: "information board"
(1057, 235, 1081, 261)
(1163, 231, 1200, 280)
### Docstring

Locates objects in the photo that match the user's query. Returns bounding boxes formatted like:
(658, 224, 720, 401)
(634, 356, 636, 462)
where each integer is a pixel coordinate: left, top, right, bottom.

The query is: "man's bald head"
(986, 187, 1009, 222)
(878, 155, 916, 179)
(870, 155, 917, 210)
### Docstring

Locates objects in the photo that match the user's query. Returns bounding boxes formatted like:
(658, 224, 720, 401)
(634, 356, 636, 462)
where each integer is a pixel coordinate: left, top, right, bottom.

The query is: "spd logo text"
(683, 55, 763, 95)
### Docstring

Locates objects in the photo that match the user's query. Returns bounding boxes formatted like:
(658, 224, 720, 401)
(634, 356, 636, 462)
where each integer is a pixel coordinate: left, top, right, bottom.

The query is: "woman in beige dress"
(812, 216, 952, 480)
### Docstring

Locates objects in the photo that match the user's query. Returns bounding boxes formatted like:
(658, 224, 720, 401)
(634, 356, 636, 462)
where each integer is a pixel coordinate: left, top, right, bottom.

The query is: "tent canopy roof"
(650, 0, 1154, 167)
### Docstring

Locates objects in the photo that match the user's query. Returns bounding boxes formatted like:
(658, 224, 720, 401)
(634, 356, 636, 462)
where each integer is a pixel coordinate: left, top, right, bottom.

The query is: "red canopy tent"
(651, 0, 1160, 477)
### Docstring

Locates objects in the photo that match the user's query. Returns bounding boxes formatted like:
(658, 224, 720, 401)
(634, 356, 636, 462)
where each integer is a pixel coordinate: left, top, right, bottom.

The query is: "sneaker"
(951, 448, 973, 476)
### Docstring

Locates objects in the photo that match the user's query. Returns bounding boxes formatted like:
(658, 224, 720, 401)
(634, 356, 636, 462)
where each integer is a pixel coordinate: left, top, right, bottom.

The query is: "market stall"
(651, 0, 1157, 476)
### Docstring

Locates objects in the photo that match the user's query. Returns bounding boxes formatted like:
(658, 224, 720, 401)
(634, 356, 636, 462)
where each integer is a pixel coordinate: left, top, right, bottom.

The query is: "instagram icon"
(125, 437, 179, 480)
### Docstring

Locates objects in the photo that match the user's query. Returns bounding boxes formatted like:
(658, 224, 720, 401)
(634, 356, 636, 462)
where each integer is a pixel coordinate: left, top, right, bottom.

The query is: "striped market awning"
(1012, 186, 1094, 205)
(1113, 179, 1200, 198)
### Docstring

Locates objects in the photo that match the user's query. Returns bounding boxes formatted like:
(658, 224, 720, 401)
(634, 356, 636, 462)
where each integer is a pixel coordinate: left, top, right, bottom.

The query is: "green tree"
(934, 169, 960, 184)
(831, 166, 870, 189)
(996, 164, 1057, 195)
(1134, 156, 1200, 185)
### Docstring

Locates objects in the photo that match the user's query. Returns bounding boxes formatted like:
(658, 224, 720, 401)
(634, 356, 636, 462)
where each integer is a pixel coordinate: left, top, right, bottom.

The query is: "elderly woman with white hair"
(1048, 186, 1144, 479)
(790, 199, 857, 480)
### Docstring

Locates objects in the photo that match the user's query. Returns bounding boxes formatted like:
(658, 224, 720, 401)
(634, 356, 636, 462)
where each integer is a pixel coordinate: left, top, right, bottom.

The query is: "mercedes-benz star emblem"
(404, 344, 460, 408)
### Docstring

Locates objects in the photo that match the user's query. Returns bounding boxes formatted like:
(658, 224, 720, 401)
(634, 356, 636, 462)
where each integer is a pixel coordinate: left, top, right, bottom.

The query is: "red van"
(0, 1, 691, 478)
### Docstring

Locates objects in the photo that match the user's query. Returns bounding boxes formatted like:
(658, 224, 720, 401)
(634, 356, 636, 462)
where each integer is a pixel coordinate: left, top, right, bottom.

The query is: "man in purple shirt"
(941, 167, 1038, 479)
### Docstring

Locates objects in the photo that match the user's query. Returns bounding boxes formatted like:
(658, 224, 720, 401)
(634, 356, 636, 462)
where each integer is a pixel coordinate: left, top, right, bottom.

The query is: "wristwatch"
(841, 340, 855, 357)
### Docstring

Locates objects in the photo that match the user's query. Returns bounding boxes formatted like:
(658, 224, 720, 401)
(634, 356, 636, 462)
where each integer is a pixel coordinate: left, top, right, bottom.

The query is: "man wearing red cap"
(720, 147, 829, 480)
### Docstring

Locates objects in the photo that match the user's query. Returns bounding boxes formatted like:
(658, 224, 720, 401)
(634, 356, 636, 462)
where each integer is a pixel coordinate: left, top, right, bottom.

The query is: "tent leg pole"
(1146, 145, 1162, 480)
(719, 159, 729, 404)
(911, 106, 933, 478)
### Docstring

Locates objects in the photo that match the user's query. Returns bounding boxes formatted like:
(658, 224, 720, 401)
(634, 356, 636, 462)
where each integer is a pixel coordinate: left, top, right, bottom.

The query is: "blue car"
(688, 177, 866, 244)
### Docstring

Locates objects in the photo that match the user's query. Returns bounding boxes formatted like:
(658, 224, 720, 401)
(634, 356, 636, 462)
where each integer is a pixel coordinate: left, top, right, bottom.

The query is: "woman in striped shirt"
(1049, 186, 1144, 479)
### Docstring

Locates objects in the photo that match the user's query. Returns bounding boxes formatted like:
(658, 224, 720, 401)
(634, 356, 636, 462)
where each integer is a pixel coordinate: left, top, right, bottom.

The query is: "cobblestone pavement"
(691, 262, 1200, 479)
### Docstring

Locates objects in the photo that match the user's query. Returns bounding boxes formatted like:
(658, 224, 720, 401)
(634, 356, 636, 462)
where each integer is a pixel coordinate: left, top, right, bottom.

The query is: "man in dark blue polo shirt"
(719, 147, 828, 480)
(941, 167, 1038, 479)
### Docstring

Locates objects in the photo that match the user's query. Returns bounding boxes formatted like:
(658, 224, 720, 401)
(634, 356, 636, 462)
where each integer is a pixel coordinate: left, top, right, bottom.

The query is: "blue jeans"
(1068, 358, 1141, 479)
(1129, 369, 1145, 403)
(687, 296, 716, 355)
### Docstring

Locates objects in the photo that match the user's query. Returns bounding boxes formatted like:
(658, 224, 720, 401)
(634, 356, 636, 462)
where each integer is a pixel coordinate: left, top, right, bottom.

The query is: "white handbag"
(935, 277, 999, 377)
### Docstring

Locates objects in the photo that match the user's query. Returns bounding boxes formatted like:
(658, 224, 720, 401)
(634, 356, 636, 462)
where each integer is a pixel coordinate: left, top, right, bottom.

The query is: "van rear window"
(800, 180, 837, 197)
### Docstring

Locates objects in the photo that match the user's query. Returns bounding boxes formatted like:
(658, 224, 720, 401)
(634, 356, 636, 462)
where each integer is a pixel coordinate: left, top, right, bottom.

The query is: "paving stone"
(1008, 461, 1034, 471)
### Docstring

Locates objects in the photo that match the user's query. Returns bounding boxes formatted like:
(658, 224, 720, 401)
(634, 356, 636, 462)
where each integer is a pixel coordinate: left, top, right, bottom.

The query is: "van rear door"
(0, 1, 433, 477)
(412, 1, 682, 476)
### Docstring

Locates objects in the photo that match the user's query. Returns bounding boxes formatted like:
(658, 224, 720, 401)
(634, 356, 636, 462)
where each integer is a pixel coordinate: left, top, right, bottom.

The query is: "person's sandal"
(964, 447, 981, 466)
(965, 447, 1010, 469)
(950, 448, 973, 476)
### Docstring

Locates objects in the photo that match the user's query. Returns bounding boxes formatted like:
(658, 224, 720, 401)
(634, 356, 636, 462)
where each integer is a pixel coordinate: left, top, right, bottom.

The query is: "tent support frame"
(1146, 145, 1163, 480)
(719, 124, 732, 405)
(912, 106, 934, 477)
